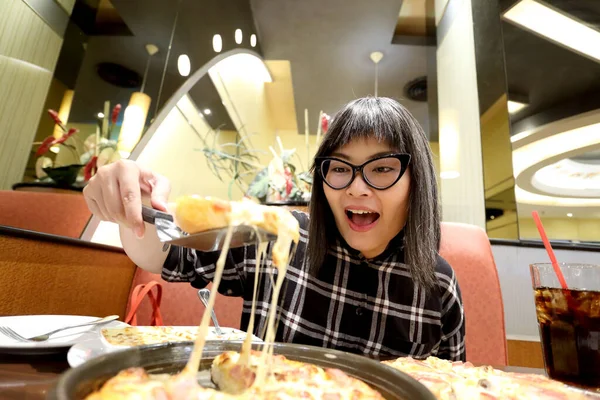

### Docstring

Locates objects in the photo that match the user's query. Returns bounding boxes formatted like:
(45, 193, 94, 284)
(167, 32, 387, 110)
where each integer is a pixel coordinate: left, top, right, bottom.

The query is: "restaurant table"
(0, 351, 546, 400)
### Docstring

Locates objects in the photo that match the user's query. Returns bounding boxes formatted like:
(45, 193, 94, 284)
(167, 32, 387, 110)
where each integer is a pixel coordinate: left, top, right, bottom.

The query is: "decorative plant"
(195, 127, 312, 203)
(33, 104, 122, 185)
(246, 143, 312, 203)
(196, 127, 266, 200)
(192, 109, 331, 203)
(80, 103, 123, 181)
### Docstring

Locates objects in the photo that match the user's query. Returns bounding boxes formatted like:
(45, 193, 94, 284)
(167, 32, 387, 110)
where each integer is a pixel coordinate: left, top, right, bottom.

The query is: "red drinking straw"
(531, 211, 568, 290)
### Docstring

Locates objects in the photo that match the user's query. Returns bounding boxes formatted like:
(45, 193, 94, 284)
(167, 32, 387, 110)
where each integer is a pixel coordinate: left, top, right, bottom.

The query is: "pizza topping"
(478, 378, 492, 390)
(229, 364, 256, 389)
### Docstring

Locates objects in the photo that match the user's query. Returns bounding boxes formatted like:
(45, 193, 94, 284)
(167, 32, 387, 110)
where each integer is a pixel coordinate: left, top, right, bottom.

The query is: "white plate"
(67, 326, 262, 368)
(0, 315, 128, 355)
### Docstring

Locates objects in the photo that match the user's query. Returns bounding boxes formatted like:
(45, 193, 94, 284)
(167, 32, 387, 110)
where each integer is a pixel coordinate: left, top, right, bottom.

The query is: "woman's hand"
(82, 160, 171, 238)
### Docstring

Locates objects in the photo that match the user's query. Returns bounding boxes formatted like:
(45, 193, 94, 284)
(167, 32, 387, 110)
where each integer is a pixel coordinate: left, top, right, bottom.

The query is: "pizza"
(100, 326, 257, 348)
(171, 195, 300, 241)
(171, 195, 300, 267)
(84, 352, 384, 400)
(210, 349, 368, 395)
(212, 350, 384, 400)
(383, 356, 596, 399)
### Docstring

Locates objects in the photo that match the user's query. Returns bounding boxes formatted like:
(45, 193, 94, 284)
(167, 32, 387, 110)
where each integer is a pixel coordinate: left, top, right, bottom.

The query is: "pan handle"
(141, 205, 174, 225)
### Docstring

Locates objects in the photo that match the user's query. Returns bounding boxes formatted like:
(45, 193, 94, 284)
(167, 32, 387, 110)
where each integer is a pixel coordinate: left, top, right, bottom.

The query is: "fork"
(0, 315, 119, 342)
(197, 289, 223, 335)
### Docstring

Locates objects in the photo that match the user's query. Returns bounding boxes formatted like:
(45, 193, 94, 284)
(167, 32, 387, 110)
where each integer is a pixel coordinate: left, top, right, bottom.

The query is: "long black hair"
(307, 97, 440, 289)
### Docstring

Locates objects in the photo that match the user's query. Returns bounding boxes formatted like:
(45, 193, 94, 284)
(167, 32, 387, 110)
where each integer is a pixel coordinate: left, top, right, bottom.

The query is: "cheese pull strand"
(253, 229, 294, 387)
(240, 241, 268, 366)
(183, 224, 234, 376)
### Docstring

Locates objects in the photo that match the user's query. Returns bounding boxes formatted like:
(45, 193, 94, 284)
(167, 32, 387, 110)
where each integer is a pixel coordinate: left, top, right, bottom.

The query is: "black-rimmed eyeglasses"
(315, 153, 411, 190)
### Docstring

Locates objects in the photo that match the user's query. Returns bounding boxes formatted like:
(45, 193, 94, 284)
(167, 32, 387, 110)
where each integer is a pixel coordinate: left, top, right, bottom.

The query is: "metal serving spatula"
(141, 205, 275, 252)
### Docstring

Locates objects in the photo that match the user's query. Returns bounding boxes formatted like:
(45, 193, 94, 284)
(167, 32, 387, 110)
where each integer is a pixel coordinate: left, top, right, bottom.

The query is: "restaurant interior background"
(2, 0, 599, 245)
(1, 0, 600, 366)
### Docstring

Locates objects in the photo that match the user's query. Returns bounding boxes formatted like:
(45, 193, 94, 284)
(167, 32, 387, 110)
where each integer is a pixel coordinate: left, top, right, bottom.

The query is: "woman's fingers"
(82, 159, 170, 239)
(83, 182, 111, 222)
(117, 162, 145, 238)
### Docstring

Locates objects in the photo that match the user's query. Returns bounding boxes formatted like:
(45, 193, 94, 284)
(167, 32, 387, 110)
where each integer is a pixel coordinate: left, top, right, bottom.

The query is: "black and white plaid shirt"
(162, 211, 466, 361)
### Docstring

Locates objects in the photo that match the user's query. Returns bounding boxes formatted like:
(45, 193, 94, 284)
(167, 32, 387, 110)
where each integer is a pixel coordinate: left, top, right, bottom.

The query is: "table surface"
(0, 353, 69, 399)
(0, 351, 546, 399)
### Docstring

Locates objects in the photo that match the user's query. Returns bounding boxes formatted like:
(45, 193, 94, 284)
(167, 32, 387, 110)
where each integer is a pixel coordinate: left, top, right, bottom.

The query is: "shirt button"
(356, 307, 364, 316)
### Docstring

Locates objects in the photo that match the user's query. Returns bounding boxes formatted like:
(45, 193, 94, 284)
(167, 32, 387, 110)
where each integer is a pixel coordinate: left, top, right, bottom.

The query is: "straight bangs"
(313, 97, 410, 162)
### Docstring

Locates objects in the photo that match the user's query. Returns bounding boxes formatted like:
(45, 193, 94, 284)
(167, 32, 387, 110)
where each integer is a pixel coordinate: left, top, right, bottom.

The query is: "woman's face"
(323, 137, 411, 259)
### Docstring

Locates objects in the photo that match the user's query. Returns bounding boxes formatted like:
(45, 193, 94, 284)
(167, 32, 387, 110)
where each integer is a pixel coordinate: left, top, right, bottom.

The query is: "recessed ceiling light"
(250, 34, 257, 48)
(177, 54, 191, 77)
(567, 213, 573, 217)
(503, 0, 600, 63)
(97, 112, 105, 118)
(507, 100, 527, 114)
(235, 29, 243, 44)
(203, 109, 212, 115)
(213, 34, 223, 53)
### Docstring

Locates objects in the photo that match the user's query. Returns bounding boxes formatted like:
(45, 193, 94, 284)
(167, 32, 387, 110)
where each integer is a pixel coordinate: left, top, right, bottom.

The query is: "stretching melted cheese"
(84, 196, 382, 399)
(173, 195, 299, 387)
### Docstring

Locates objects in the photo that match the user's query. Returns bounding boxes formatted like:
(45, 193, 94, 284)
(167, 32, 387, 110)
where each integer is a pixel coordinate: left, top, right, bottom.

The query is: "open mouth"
(345, 209, 380, 230)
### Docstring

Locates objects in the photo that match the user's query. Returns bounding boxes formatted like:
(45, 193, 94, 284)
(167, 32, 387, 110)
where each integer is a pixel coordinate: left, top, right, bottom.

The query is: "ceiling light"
(208, 53, 273, 83)
(503, 0, 600, 63)
(567, 213, 573, 217)
(250, 34, 257, 47)
(508, 100, 527, 114)
(235, 29, 243, 45)
(213, 34, 223, 52)
(177, 54, 191, 77)
(203, 108, 211, 115)
(97, 112, 104, 118)
(510, 129, 534, 143)
(50, 146, 60, 154)
(370, 51, 384, 64)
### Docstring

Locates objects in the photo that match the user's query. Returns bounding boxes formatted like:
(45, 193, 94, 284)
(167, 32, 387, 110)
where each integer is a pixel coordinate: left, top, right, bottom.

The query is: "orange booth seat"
(0, 190, 92, 238)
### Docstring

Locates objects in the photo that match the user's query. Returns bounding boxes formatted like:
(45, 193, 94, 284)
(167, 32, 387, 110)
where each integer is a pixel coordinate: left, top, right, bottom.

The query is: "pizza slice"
(100, 326, 255, 348)
(211, 350, 384, 399)
(171, 195, 300, 269)
(171, 195, 300, 243)
(384, 356, 593, 400)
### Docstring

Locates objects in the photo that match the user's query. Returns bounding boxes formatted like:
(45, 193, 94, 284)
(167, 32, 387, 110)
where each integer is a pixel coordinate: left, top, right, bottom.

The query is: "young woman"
(83, 96, 465, 361)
